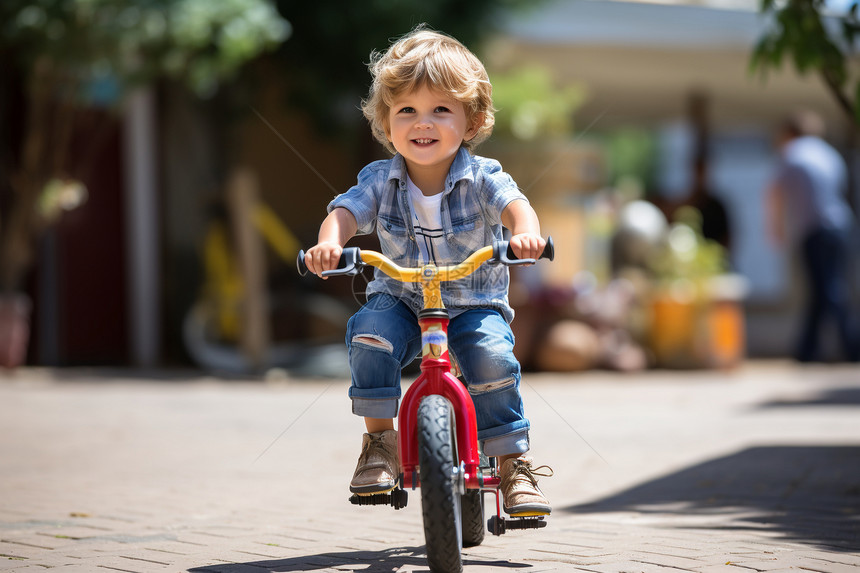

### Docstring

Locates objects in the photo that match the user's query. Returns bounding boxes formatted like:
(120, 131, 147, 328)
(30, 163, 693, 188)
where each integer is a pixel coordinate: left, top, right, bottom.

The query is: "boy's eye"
(398, 107, 415, 114)
(435, 106, 451, 113)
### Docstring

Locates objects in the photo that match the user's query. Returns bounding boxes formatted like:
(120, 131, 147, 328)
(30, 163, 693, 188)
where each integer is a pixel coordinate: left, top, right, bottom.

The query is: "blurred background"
(1, 0, 857, 375)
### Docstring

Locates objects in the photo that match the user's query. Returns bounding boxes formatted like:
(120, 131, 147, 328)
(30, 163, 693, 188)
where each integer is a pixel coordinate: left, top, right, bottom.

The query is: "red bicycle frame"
(398, 309, 499, 491)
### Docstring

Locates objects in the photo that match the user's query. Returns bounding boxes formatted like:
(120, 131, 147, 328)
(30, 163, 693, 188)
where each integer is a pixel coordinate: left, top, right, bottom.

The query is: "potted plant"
(647, 206, 748, 369)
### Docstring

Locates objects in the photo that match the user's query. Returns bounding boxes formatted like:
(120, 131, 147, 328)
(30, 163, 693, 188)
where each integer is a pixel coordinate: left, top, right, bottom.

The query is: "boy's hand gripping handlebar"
(493, 236, 555, 267)
(297, 236, 554, 279)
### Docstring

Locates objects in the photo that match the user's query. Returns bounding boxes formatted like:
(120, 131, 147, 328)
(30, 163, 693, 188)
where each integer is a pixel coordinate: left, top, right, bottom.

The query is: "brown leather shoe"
(349, 430, 400, 495)
(499, 456, 553, 516)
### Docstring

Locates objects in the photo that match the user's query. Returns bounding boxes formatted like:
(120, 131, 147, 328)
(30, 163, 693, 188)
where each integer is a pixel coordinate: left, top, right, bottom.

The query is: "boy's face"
(386, 85, 479, 180)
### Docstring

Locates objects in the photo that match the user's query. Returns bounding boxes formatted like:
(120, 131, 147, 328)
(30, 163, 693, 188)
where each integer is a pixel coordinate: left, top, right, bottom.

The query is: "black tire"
(462, 448, 490, 546)
(417, 394, 462, 573)
(461, 490, 485, 547)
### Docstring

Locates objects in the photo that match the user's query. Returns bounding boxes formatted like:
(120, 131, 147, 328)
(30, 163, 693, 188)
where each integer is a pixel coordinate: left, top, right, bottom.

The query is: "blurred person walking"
(767, 110, 859, 362)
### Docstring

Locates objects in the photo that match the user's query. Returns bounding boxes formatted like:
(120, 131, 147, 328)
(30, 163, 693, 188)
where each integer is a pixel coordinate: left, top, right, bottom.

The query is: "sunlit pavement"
(1, 360, 858, 572)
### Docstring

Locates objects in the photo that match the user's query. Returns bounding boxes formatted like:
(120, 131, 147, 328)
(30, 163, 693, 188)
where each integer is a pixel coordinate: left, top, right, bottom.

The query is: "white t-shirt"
(407, 176, 453, 265)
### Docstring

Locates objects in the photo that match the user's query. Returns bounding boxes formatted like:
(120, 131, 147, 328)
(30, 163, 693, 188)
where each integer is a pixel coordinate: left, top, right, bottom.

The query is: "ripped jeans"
(345, 294, 530, 457)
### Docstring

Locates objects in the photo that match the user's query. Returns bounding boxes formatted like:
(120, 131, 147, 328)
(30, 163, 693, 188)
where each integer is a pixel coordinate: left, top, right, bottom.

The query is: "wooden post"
(227, 168, 269, 371)
(124, 87, 161, 367)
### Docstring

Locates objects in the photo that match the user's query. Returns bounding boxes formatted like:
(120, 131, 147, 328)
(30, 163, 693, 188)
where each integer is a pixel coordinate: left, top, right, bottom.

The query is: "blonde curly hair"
(361, 26, 495, 155)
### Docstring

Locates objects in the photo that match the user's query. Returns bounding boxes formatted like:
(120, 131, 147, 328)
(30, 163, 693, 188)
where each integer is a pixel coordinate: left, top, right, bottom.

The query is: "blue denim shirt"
(328, 146, 527, 322)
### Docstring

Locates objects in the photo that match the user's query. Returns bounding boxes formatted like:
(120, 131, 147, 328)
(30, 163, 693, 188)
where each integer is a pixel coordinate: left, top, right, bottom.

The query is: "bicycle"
(184, 200, 351, 375)
(297, 237, 554, 573)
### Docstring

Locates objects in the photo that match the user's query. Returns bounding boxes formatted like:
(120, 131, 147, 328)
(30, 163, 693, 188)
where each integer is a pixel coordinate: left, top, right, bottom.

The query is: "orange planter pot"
(649, 278, 746, 369)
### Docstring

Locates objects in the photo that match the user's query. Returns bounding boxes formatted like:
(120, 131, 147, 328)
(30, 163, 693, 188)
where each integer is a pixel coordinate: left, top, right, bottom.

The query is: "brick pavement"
(0, 361, 858, 572)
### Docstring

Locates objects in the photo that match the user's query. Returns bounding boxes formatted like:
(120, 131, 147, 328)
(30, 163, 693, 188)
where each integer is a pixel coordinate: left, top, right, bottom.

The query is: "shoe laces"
(509, 458, 553, 488)
(362, 432, 397, 464)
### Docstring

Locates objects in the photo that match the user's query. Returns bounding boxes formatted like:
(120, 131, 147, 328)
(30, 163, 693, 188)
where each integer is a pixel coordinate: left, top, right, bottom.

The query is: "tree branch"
(820, 68, 856, 123)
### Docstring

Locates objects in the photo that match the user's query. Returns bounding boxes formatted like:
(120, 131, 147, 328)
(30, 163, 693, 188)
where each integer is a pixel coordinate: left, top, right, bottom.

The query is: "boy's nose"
(415, 114, 433, 128)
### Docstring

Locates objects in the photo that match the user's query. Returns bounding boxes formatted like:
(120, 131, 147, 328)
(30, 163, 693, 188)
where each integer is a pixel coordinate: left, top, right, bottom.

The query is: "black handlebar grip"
(541, 236, 555, 261)
(298, 247, 364, 278)
(297, 250, 309, 276)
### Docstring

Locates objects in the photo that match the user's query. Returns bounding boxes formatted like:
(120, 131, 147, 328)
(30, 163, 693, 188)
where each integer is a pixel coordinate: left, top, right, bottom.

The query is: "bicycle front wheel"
(417, 394, 463, 573)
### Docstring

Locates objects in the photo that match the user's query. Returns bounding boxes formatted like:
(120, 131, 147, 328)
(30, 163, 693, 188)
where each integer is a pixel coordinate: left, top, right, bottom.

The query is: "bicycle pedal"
(507, 515, 548, 529)
(348, 488, 408, 510)
(487, 514, 547, 535)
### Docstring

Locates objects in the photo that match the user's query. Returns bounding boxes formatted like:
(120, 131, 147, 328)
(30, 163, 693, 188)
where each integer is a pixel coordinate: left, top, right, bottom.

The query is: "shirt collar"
(387, 146, 475, 193)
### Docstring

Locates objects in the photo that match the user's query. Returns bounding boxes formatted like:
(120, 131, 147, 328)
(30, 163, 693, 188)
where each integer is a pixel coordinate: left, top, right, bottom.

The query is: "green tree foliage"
(491, 66, 586, 140)
(751, 0, 860, 124)
(1, 0, 291, 101)
(0, 0, 291, 292)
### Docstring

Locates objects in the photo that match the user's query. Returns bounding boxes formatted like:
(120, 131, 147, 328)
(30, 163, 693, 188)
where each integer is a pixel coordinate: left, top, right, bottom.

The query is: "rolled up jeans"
(345, 294, 530, 457)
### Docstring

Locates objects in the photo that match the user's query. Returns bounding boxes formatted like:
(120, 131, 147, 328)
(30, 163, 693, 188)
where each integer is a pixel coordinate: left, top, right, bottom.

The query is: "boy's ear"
(465, 113, 485, 141)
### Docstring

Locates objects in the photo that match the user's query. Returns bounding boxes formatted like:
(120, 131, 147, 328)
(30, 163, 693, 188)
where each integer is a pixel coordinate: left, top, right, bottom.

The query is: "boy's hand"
(509, 233, 546, 262)
(304, 241, 343, 278)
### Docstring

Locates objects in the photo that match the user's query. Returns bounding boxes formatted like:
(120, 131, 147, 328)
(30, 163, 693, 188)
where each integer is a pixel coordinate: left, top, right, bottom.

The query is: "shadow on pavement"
(758, 387, 860, 408)
(563, 445, 860, 551)
(188, 546, 528, 572)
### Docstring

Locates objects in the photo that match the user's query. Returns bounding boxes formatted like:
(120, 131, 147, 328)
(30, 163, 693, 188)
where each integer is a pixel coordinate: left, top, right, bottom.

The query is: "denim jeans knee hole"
(468, 376, 516, 395)
(352, 334, 394, 354)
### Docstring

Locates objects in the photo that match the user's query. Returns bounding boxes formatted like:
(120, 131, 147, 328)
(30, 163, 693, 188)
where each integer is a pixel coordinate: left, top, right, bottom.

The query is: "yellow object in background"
(203, 222, 243, 342)
(253, 203, 301, 264)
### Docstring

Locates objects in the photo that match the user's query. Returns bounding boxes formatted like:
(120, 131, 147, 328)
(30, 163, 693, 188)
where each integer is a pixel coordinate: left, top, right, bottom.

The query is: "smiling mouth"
(412, 138, 436, 145)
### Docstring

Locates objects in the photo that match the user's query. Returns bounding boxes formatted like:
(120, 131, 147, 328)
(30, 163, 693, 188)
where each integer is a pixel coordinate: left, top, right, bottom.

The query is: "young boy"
(303, 26, 552, 515)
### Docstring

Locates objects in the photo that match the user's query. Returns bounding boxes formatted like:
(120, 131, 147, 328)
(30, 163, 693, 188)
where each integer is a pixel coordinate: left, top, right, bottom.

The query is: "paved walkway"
(1, 361, 858, 572)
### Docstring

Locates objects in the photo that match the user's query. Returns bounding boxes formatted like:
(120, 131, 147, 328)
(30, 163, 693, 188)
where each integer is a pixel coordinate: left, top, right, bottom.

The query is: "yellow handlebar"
(297, 238, 553, 312)
(357, 246, 496, 309)
(297, 237, 553, 282)
(359, 245, 495, 284)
